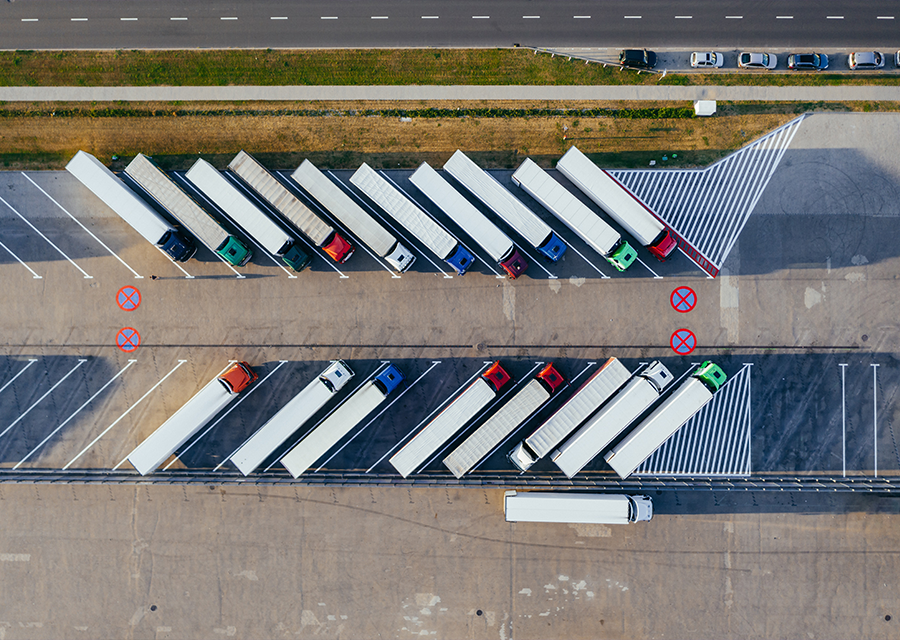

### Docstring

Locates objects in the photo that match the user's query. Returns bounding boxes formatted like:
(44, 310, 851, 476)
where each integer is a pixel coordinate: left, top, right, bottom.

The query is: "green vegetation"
(0, 49, 898, 87)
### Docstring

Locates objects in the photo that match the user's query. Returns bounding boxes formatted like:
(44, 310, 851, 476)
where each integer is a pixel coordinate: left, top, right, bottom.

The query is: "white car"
(738, 52, 777, 70)
(690, 52, 724, 68)
(848, 51, 883, 70)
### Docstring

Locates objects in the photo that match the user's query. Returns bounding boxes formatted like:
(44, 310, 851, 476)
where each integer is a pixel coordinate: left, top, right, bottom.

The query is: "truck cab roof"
(374, 364, 405, 395)
(218, 362, 258, 394)
(639, 361, 673, 393)
(483, 361, 512, 392)
(320, 360, 355, 393)
(536, 363, 566, 394)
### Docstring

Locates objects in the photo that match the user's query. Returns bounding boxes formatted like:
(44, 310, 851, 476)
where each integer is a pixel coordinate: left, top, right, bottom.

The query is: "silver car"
(738, 52, 777, 70)
(690, 52, 724, 68)
(848, 51, 884, 69)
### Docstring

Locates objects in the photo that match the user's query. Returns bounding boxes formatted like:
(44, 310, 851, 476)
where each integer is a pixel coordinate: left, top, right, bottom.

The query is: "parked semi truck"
(508, 358, 631, 472)
(443, 150, 567, 261)
(66, 150, 195, 262)
(230, 361, 354, 475)
(511, 158, 637, 272)
(185, 158, 311, 272)
(291, 159, 416, 273)
(410, 162, 528, 278)
(350, 163, 476, 275)
(556, 146, 677, 260)
(443, 364, 564, 478)
(504, 491, 652, 524)
(228, 151, 355, 263)
(390, 362, 511, 478)
(126, 362, 257, 475)
(281, 364, 405, 478)
(551, 361, 673, 478)
(124, 154, 252, 267)
(605, 361, 727, 479)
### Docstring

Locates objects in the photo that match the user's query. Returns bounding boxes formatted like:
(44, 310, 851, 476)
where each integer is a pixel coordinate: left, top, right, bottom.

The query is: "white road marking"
(120, 18, 138, 21)
(367, 362, 492, 473)
(0, 239, 41, 278)
(270, 17, 288, 20)
(776, 16, 793, 19)
(623, 15, 641, 19)
(573, 16, 591, 19)
(826, 16, 844, 19)
(675, 16, 692, 19)
(22, 172, 144, 279)
(472, 16, 490, 19)
(563, 242, 609, 279)
(66, 360, 187, 470)
(14, 360, 137, 469)
(725, 15, 743, 19)
(371, 16, 389, 20)
(71, 18, 88, 22)
(220, 17, 238, 21)
(421, 16, 439, 19)
(877, 16, 895, 20)
(21, 19, 38, 22)
(167, 361, 288, 471)
(0, 359, 38, 397)
(0, 194, 93, 278)
(872, 363, 879, 476)
(170, 17, 188, 21)
(320, 16, 338, 20)
(0, 360, 87, 442)
(635, 255, 662, 279)
(839, 363, 847, 477)
(523, 16, 541, 19)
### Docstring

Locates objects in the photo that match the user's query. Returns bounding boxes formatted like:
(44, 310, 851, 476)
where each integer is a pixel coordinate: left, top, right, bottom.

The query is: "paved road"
(0, 0, 899, 49)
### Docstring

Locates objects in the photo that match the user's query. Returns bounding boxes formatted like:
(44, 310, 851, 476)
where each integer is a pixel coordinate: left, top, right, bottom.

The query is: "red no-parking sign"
(671, 286, 696, 313)
(670, 329, 696, 355)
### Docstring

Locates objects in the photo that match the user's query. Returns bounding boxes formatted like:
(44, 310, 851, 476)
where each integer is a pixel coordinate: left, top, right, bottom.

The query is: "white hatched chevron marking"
(634, 364, 752, 476)
(609, 115, 806, 274)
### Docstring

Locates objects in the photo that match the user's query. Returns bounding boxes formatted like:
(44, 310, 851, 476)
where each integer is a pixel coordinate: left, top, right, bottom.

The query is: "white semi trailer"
(350, 163, 476, 275)
(551, 361, 673, 478)
(230, 361, 354, 476)
(409, 162, 528, 278)
(511, 158, 637, 271)
(126, 362, 257, 475)
(508, 358, 631, 472)
(443, 364, 564, 478)
(228, 151, 355, 263)
(124, 154, 253, 267)
(504, 491, 652, 524)
(605, 361, 727, 479)
(556, 146, 677, 260)
(390, 362, 511, 478)
(281, 364, 405, 478)
(185, 158, 312, 272)
(291, 159, 416, 273)
(443, 149, 567, 261)
(66, 150, 196, 262)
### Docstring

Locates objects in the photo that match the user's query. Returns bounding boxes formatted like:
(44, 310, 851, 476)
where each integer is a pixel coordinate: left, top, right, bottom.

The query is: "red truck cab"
(483, 361, 512, 392)
(648, 229, 677, 261)
(322, 231, 355, 263)
(218, 361, 258, 394)
(535, 363, 566, 394)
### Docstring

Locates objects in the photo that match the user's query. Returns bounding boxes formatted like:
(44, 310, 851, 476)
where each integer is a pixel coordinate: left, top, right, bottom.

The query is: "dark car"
(788, 53, 829, 70)
(619, 49, 657, 70)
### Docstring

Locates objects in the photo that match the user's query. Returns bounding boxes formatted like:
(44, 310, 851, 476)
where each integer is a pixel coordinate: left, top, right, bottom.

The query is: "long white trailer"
(66, 150, 195, 262)
(443, 149, 567, 261)
(350, 163, 475, 275)
(291, 159, 416, 272)
(228, 151, 355, 264)
(443, 364, 564, 478)
(410, 162, 528, 278)
(504, 491, 652, 524)
(185, 158, 311, 272)
(281, 364, 405, 478)
(126, 362, 257, 475)
(508, 358, 631, 472)
(605, 361, 727, 479)
(556, 146, 677, 260)
(552, 361, 673, 478)
(124, 154, 252, 267)
(511, 158, 637, 272)
(230, 361, 354, 475)
(390, 362, 511, 478)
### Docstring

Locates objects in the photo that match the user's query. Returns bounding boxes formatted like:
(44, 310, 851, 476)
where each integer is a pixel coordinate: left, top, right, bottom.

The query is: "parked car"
(787, 53, 829, 70)
(619, 49, 657, 70)
(690, 52, 724, 68)
(848, 51, 884, 70)
(738, 52, 777, 69)
(895, 51, 900, 67)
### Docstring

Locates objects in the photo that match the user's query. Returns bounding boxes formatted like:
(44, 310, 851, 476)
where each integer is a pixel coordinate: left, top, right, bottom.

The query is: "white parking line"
(22, 173, 144, 279)
(776, 15, 793, 19)
(0, 194, 93, 278)
(573, 16, 591, 19)
(65, 360, 187, 470)
(265, 363, 389, 472)
(872, 363, 879, 476)
(635, 255, 663, 279)
(14, 360, 137, 469)
(316, 361, 441, 473)
(563, 242, 609, 279)
(21, 19, 38, 22)
(0, 359, 87, 442)
(0, 359, 38, 397)
(166, 360, 288, 471)
(0, 239, 41, 279)
(839, 363, 847, 477)
(523, 16, 541, 19)
(367, 362, 491, 473)
(877, 16, 895, 20)
(371, 16, 389, 20)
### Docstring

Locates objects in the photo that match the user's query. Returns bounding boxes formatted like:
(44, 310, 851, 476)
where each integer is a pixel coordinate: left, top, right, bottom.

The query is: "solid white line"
(120, 18, 138, 21)
(270, 17, 288, 21)
(166, 361, 288, 470)
(0, 359, 38, 397)
(573, 16, 591, 19)
(873, 364, 879, 476)
(71, 18, 88, 22)
(220, 17, 238, 21)
(839, 363, 847, 477)
(0, 239, 41, 279)
(421, 16, 439, 19)
(66, 360, 187, 470)
(22, 173, 144, 279)
(472, 16, 490, 19)
(635, 255, 662, 279)
(0, 194, 93, 278)
(367, 362, 491, 473)
(14, 360, 137, 469)
(0, 360, 87, 441)
(562, 242, 609, 279)
(155, 245, 194, 278)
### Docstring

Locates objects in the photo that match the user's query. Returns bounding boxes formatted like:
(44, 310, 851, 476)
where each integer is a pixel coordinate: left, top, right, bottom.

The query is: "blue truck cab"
(374, 364, 405, 396)
(537, 231, 567, 261)
(444, 244, 477, 275)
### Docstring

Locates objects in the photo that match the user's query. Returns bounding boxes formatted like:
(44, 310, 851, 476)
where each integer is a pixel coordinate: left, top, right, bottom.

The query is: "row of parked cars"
(619, 49, 900, 70)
